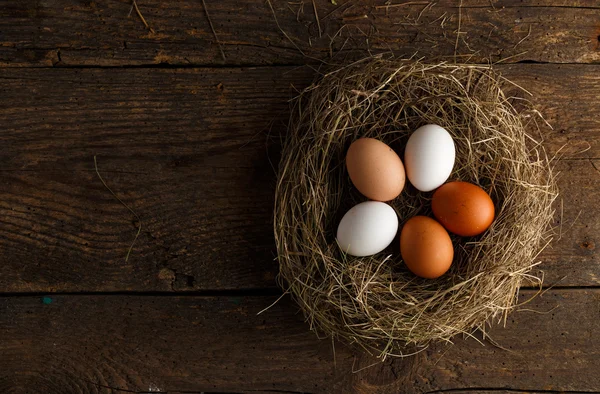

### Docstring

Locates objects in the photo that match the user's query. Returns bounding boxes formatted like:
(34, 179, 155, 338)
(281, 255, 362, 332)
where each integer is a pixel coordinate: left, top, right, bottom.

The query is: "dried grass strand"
(201, 0, 226, 61)
(94, 156, 142, 262)
(131, 0, 155, 34)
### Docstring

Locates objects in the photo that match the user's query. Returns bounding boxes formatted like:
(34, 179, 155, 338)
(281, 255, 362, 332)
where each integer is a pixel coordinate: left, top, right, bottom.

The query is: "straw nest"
(274, 58, 557, 358)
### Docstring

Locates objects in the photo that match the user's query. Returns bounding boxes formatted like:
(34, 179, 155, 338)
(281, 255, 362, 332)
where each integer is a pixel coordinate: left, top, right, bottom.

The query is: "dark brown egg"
(432, 181, 495, 237)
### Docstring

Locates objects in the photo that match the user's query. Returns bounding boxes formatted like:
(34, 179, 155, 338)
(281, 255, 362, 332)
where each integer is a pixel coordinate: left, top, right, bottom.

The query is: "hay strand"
(94, 156, 142, 262)
(131, 0, 155, 34)
(274, 58, 558, 359)
(201, 0, 226, 61)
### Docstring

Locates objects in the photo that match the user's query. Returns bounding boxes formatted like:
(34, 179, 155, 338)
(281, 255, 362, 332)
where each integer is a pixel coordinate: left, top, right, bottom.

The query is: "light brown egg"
(432, 181, 495, 237)
(346, 138, 405, 202)
(400, 216, 454, 279)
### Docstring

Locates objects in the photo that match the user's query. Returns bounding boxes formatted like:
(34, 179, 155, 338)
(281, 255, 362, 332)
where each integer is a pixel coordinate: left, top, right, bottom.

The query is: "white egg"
(404, 124, 455, 192)
(336, 201, 398, 257)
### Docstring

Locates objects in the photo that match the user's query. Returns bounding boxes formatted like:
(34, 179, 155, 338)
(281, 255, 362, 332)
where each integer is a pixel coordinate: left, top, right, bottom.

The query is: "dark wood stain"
(1, 1, 599, 393)
(0, 290, 597, 393)
(1, 0, 600, 67)
(0, 294, 419, 393)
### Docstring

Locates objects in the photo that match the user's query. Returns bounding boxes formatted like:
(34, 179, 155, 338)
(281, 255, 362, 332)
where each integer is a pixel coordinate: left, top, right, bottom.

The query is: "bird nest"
(274, 58, 557, 358)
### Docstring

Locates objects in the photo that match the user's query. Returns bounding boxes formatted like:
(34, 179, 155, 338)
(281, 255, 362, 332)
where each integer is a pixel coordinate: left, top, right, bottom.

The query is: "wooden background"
(1, 1, 599, 393)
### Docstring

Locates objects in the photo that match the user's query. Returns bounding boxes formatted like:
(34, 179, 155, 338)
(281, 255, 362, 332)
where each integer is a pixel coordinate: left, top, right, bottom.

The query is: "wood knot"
(580, 240, 595, 250)
(158, 267, 176, 282)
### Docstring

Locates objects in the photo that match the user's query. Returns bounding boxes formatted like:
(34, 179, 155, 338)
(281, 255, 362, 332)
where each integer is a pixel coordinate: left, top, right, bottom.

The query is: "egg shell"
(432, 181, 495, 236)
(337, 201, 399, 257)
(404, 124, 455, 192)
(346, 138, 405, 201)
(400, 216, 454, 279)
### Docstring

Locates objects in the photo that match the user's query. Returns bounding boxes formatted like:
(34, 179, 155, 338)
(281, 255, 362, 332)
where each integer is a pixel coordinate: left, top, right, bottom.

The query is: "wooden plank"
(0, 294, 416, 394)
(0, 289, 598, 393)
(413, 289, 600, 393)
(422, 392, 590, 394)
(498, 65, 600, 287)
(537, 160, 600, 287)
(500, 64, 600, 159)
(0, 65, 598, 292)
(424, 392, 567, 394)
(1, 0, 600, 67)
(0, 67, 313, 292)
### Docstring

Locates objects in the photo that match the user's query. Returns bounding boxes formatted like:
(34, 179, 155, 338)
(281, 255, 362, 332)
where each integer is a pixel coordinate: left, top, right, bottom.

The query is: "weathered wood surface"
(2, 2, 599, 393)
(0, 65, 598, 292)
(415, 289, 600, 393)
(0, 66, 309, 292)
(0, 294, 415, 394)
(2, 0, 600, 67)
(0, 289, 597, 394)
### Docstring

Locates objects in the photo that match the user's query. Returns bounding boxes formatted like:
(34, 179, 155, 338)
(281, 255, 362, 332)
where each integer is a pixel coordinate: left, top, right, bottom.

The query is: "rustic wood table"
(1, 1, 598, 393)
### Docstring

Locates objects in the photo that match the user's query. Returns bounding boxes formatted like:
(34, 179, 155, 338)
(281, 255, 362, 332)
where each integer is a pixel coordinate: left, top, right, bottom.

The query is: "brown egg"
(432, 181, 495, 237)
(346, 138, 405, 201)
(400, 216, 454, 279)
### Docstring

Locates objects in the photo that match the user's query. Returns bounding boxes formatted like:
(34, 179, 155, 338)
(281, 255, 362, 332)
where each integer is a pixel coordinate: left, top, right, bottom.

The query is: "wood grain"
(2, 2, 598, 393)
(0, 65, 598, 292)
(538, 160, 600, 287)
(2, 0, 600, 67)
(0, 66, 312, 292)
(0, 294, 415, 394)
(0, 289, 598, 393)
(414, 289, 600, 393)
(500, 64, 600, 159)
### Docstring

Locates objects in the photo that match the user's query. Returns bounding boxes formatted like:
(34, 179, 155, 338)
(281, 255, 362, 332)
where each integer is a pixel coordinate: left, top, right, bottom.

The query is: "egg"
(404, 124, 455, 192)
(346, 138, 405, 201)
(432, 181, 495, 236)
(400, 216, 454, 279)
(337, 201, 399, 257)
